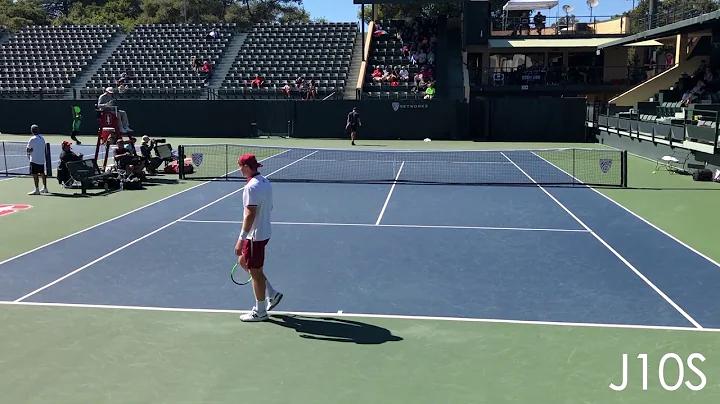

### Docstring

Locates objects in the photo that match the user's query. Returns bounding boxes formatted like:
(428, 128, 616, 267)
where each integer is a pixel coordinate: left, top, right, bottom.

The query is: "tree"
(0, 0, 51, 31)
(626, 0, 720, 33)
(357, 2, 462, 24)
(552, 14, 577, 27)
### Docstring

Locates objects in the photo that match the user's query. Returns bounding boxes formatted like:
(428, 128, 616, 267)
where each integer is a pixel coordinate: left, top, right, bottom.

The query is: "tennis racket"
(231, 262, 252, 285)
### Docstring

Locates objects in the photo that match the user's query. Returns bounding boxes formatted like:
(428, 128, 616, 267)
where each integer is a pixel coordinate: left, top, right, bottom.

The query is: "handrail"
(356, 21, 375, 96)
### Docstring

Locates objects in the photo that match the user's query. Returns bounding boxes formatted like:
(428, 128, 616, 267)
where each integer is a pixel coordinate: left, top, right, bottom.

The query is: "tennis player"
(235, 154, 283, 322)
(26, 124, 48, 195)
(346, 107, 361, 146)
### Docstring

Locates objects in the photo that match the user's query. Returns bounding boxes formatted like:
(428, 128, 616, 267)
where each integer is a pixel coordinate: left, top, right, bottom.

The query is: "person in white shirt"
(235, 154, 283, 322)
(399, 67, 409, 81)
(26, 124, 48, 195)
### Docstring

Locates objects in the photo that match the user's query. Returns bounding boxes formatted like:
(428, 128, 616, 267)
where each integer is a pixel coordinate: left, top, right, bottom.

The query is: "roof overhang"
(598, 9, 720, 49)
(502, 0, 558, 12)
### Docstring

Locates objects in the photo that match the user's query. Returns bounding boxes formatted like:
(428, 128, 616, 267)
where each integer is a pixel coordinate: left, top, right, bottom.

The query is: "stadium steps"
(208, 32, 247, 90)
(65, 32, 127, 99)
(343, 34, 364, 100)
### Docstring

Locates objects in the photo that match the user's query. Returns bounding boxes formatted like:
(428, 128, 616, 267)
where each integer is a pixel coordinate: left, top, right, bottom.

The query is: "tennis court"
(1, 142, 719, 403)
(0, 139, 111, 178)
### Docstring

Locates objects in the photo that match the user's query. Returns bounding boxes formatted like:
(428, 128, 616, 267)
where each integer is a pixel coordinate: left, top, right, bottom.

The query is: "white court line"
(300, 159, 511, 164)
(12, 150, 317, 303)
(178, 219, 590, 233)
(501, 152, 703, 329)
(375, 161, 404, 225)
(0, 149, 291, 268)
(533, 150, 720, 271)
(0, 300, 717, 333)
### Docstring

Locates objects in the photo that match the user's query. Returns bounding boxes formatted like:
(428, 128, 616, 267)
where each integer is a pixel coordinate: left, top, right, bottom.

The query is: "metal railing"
(492, 15, 629, 36)
(469, 65, 647, 88)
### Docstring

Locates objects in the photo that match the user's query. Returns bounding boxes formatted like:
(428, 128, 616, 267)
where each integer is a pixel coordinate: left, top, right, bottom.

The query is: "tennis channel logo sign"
(0, 204, 32, 217)
(391, 102, 429, 111)
(192, 153, 203, 167)
(599, 158, 612, 174)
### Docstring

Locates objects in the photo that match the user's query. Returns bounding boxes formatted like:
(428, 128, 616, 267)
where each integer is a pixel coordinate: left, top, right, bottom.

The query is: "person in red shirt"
(251, 74, 264, 89)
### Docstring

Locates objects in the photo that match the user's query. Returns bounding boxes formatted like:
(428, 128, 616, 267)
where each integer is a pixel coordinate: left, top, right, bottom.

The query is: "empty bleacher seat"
(221, 22, 358, 99)
(84, 23, 237, 99)
(0, 25, 120, 97)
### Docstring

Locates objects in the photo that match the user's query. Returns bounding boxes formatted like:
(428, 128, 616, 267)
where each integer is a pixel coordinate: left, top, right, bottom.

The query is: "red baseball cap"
(61, 140, 72, 148)
(238, 154, 263, 170)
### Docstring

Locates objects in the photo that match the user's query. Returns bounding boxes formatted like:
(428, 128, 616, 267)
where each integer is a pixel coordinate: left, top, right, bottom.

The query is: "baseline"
(501, 152, 702, 329)
(1, 300, 715, 333)
(12, 150, 318, 302)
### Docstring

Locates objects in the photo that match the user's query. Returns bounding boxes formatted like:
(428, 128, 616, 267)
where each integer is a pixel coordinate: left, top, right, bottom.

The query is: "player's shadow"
(268, 314, 403, 345)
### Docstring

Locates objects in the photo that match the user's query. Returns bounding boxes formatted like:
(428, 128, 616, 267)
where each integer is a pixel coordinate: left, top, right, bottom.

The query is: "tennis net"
(177, 144, 627, 187)
(0, 140, 52, 177)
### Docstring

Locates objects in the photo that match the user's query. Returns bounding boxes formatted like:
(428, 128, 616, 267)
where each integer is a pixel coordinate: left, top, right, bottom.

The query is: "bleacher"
(362, 19, 437, 99)
(217, 22, 357, 100)
(81, 23, 237, 99)
(0, 25, 120, 98)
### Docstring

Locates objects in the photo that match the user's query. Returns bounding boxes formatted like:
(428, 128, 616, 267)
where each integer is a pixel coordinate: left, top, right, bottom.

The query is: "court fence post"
(178, 145, 185, 180)
(1, 141, 7, 176)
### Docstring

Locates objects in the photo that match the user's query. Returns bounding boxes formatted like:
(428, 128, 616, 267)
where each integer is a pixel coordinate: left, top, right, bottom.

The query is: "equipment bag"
(692, 169, 713, 181)
(164, 158, 194, 174)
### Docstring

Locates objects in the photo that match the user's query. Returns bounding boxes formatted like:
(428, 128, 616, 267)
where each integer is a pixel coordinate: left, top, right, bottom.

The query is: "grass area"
(0, 304, 718, 404)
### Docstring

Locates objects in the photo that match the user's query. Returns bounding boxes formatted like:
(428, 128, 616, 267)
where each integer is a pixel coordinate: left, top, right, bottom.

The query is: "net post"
(44, 142, 52, 177)
(225, 144, 229, 180)
(572, 148, 576, 185)
(178, 145, 185, 179)
(1, 141, 7, 176)
(621, 150, 628, 188)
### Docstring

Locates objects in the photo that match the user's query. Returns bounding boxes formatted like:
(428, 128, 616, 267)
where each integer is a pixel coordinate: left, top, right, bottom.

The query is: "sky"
(300, 0, 636, 23)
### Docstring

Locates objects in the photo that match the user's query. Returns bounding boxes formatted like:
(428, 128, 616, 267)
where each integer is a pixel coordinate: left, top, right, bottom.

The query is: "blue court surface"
(2, 149, 720, 331)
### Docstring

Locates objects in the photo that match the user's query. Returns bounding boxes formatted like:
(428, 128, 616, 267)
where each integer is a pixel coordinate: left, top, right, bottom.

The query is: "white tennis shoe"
(240, 307, 268, 322)
(267, 292, 283, 311)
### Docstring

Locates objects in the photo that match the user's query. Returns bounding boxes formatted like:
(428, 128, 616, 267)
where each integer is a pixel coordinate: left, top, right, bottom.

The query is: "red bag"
(164, 157, 194, 174)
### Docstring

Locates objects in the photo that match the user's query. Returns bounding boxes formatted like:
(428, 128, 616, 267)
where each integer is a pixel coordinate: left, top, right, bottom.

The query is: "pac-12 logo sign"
(392, 102, 400, 112)
(0, 204, 32, 217)
(599, 158, 613, 173)
(191, 153, 203, 166)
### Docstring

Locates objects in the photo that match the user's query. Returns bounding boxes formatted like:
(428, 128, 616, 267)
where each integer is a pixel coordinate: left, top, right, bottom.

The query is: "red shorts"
(241, 238, 270, 269)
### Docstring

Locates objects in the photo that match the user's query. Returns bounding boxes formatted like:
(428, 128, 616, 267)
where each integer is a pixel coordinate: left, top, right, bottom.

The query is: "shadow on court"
(268, 314, 403, 345)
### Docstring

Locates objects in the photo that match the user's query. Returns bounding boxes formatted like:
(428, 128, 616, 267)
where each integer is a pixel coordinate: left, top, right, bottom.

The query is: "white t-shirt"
(27, 135, 46, 165)
(242, 174, 273, 241)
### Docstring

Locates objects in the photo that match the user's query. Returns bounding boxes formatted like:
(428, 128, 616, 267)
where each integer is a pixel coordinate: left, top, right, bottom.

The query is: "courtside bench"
(66, 158, 116, 195)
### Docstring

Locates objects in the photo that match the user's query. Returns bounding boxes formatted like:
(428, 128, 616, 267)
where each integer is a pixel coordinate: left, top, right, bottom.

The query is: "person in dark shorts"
(346, 107, 362, 145)
(26, 124, 48, 195)
(70, 106, 82, 145)
(57, 140, 83, 186)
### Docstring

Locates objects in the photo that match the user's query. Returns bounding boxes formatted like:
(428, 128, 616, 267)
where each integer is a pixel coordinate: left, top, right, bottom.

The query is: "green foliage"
(0, 0, 312, 32)
(625, 0, 720, 34)
(357, 2, 462, 24)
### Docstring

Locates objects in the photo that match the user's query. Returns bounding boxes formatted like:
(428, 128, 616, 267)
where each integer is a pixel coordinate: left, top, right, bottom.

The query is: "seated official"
(139, 135, 163, 174)
(113, 139, 144, 176)
(57, 140, 83, 186)
(98, 87, 133, 133)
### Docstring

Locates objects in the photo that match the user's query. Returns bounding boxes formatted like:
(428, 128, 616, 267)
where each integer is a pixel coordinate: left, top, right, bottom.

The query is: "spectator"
(113, 139, 144, 177)
(191, 56, 202, 72)
(26, 124, 48, 195)
(140, 135, 163, 174)
(533, 12, 546, 35)
(116, 72, 131, 92)
(410, 51, 419, 65)
(206, 28, 218, 41)
(399, 66, 409, 81)
(427, 50, 435, 65)
(202, 61, 212, 86)
(307, 80, 317, 99)
(424, 82, 436, 100)
(97, 87, 133, 133)
(282, 81, 291, 98)
(251, 74, 264, 89)
(681, 79, 705, 105)
(417, 49, 427, 65)
(372, 67, 384, 82)
(57, 140, 83, 186)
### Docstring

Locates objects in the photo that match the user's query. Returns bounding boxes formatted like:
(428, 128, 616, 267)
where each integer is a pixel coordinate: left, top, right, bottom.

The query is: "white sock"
(265, 281, 276, 298)
(255, 301, 267, 313)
